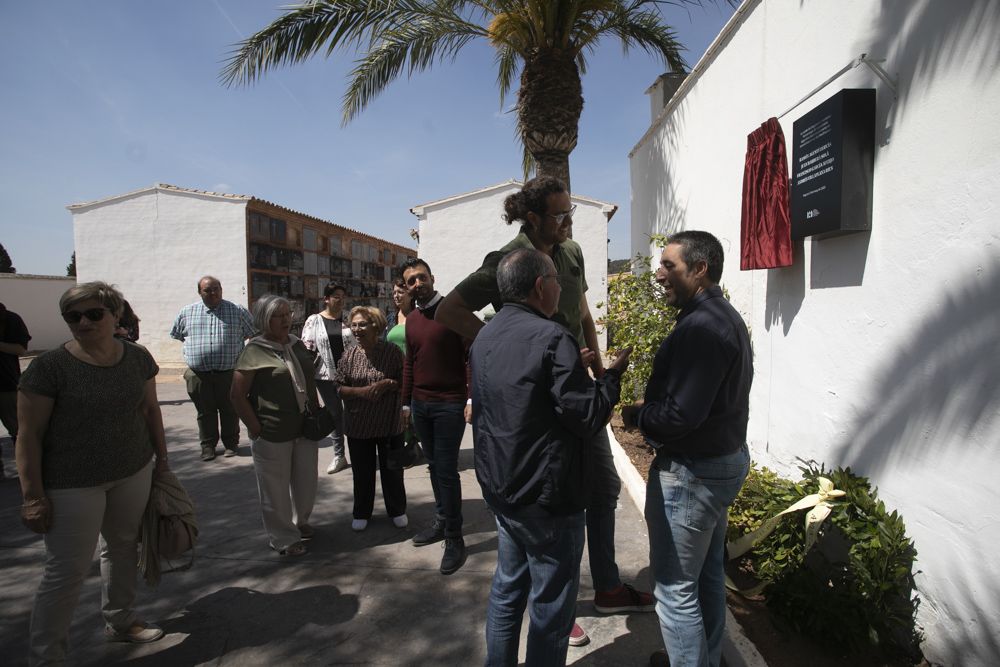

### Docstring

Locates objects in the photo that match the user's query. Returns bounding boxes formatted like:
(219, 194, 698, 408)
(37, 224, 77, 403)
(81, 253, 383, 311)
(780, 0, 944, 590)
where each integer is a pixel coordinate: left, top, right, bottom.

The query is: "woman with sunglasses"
(335, 306, 406, 531)
(16, 282, 169, 663)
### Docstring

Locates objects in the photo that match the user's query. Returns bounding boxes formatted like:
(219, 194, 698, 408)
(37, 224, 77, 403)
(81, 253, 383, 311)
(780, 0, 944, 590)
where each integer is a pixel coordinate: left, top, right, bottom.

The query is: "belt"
(192, 368, 232, 374)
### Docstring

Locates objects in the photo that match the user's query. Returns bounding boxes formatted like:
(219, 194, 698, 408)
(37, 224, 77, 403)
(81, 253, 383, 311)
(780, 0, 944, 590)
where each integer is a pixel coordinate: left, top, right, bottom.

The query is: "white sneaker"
(326, 456, 349, 474)
(351, 519, 368, 532)
(392, 514, 409, 528)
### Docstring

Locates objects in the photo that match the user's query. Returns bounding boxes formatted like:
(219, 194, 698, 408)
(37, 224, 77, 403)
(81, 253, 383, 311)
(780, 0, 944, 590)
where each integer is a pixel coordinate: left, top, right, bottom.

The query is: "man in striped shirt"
(171, 276, 255, 461)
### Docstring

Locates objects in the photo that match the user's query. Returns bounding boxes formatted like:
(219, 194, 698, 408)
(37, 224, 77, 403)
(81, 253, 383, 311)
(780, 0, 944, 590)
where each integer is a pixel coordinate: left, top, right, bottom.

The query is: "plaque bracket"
(778, 53, 897, 120)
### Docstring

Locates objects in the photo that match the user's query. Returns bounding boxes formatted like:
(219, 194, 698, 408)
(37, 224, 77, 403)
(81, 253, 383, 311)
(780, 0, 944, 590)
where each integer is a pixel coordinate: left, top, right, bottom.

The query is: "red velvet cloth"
(740, 117, 793, 270)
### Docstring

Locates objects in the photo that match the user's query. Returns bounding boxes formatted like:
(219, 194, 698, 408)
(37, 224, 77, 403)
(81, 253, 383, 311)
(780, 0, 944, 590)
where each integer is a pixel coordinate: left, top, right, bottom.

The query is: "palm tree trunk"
(517, 48, 583, 193)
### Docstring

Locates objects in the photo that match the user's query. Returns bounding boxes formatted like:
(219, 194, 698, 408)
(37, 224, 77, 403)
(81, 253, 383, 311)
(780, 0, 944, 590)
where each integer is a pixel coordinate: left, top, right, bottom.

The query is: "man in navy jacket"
(471, 247, 630, 666)
(623, 230, 752, 667)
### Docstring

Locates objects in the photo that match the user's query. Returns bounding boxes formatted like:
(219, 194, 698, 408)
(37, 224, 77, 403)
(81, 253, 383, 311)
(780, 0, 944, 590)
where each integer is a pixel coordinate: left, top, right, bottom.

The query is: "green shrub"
(600, 248, 677, 406)
(727, 461, 922, 662)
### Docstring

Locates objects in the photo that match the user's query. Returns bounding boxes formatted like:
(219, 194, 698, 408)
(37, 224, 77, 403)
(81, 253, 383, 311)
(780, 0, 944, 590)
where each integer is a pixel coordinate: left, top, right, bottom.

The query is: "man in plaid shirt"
(171, 276, 255, 461)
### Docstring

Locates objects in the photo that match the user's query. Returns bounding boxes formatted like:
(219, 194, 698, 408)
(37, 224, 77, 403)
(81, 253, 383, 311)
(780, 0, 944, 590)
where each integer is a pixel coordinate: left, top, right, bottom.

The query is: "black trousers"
(347, 433, 407, 520)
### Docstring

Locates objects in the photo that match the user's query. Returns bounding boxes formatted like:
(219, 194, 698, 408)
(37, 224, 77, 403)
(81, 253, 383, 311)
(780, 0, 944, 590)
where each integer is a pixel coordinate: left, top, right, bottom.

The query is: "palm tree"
(222, 0, 695, 190)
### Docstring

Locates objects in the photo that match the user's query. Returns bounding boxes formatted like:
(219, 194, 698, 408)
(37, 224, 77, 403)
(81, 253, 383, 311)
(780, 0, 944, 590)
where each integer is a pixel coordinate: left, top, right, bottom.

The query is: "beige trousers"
(250, 436, 318, 551)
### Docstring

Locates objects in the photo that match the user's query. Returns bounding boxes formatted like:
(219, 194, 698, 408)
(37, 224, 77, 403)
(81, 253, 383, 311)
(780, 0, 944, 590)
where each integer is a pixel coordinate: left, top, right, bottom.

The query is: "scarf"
(248, 334, 309, 413)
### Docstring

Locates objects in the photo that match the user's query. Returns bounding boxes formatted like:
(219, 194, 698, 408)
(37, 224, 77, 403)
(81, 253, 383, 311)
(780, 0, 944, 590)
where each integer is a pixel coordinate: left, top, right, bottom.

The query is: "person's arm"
(0, 341, 27, 355)
(579, 294, 605, 378)
(140, 378, 169, 473)
(16, 390, 54, 532)
(300, 315, 318, 351)
(435, 290, 486, 341)
(548, 334, 628, 438)
(169, 310, 186, 341)
(230, 369, 263, 439)
(240, 306, 256, 340)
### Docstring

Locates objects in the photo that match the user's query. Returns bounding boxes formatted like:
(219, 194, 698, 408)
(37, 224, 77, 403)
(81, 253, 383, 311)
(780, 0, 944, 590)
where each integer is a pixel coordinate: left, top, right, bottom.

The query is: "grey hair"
(59, 281, 124, 319)
(252, 294, 291, 333)
(498, 248, 550, 302)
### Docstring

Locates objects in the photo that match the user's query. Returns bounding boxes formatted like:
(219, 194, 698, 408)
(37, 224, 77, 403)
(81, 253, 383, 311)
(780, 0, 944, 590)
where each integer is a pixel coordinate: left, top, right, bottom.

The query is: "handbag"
(302, 400, 336, 441)
(386, 428, 426, 470)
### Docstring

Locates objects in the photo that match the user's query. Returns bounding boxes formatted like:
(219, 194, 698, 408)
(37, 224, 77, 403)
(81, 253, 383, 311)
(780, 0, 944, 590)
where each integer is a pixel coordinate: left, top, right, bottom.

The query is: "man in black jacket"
(623, 230, 752, 667)
(471, 248, 630, 666)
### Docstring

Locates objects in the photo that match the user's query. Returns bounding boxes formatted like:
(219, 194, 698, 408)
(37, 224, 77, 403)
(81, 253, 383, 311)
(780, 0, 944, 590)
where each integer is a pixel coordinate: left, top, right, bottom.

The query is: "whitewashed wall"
(0, 274, 76, 351)
(414, 182, 613, 350)
(71, 188, 250, 365)
(629, 1, 1000, 664)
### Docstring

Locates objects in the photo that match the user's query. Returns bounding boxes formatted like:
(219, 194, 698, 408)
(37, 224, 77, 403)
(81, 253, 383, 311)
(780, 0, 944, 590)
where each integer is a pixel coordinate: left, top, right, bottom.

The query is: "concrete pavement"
(0, 375, 761, 666)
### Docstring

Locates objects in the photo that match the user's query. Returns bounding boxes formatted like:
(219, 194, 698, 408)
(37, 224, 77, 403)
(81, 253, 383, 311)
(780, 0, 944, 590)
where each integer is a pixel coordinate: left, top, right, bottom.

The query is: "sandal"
(279, 541, 307, 556)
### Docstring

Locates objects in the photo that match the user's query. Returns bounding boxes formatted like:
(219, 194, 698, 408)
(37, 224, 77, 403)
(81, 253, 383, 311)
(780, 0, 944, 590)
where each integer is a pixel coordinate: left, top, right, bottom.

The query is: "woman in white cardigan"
(300, 282, 356, 474)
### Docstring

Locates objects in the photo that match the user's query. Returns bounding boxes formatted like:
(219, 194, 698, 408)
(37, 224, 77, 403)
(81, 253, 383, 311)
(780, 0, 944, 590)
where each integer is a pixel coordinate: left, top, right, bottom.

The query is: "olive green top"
(453, 231, 588, 346)
(235, 339, 318, 442)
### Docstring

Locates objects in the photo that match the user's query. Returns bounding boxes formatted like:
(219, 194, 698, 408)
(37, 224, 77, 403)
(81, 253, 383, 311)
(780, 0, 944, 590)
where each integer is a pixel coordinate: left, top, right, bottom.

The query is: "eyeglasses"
(349, 321, 372, 330)
(546, 204, 576, 225)
(61, 308, 108, 324)
(542, 273, 560, 282)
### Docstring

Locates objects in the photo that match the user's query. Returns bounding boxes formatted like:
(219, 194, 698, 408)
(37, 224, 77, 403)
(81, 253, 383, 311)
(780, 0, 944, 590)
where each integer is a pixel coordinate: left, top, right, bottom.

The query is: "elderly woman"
(336, 306, 407, 531)
(230, 295, 320, 557)
(300, 282, 355, 475)
(16, 282, 168, 664)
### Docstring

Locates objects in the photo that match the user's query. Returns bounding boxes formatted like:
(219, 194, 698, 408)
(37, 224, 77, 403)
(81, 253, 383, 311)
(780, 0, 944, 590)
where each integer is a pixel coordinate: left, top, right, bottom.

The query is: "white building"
(629, 1, 999, 664)
(69, 183, 414, 366)
(410, 179, 617, 350)
(0, 273, 76, 352)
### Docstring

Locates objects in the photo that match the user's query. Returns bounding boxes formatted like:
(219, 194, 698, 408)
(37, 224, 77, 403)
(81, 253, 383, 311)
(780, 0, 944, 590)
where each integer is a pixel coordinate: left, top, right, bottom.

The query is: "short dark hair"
(668, 231, 724, 284)
(498, 248, 550, 302)
(400, 257, 432, 277)
(323, 282, 346, 298)
(503, 176, 567, 225)
(197, 275, 220, 292)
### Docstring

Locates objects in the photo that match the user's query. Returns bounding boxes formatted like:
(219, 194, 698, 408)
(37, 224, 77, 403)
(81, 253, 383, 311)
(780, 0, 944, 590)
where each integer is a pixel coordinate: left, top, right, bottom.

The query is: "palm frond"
(343, 17, 485, 123)
(586, 5, 687, 72)
(494, 43, 521, 105)
(521, 142, 536, 180)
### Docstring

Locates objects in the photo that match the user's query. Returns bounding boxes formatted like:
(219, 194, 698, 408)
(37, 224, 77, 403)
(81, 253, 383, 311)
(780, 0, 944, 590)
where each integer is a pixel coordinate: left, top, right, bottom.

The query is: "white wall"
(415, 182, 613, 350)
(629, 1, 1000, 664)
(0, 274, 76, 351)
(72, 188, 249, 365)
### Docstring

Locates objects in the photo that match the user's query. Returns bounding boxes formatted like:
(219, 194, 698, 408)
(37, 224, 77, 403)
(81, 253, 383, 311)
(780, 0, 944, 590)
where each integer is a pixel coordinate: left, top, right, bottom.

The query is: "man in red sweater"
(400, 259, 472, 575)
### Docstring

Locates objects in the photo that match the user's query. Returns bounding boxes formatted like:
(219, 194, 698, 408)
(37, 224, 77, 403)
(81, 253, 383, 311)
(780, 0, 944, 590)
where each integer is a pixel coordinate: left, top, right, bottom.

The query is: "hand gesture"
(609, 347, 632, 374)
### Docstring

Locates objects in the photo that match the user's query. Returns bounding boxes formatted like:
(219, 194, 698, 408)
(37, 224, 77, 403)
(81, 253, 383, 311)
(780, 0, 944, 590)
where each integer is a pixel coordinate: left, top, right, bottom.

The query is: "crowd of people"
(8, 176, 752, 667)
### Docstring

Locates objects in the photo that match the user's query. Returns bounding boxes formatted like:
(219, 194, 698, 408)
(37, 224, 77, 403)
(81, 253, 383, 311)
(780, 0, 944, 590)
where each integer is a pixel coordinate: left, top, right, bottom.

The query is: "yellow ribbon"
(725, 477, 846, 595)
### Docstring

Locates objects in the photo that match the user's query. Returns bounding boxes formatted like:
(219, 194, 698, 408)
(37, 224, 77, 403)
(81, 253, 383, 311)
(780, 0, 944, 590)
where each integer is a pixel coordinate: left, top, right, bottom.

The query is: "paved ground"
(0, 375, 762, 666)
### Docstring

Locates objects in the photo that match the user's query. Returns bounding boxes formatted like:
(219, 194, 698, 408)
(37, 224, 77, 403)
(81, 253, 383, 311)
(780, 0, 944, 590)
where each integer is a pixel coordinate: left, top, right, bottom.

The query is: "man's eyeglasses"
(61, 308, 108, 324)
(542, 273, 560, 282)
(546, 204, 576, 225)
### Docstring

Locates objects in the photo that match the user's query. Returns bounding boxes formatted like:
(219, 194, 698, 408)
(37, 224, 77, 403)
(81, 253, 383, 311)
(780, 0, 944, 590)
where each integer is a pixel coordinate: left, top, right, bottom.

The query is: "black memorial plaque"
(791, 89, 875, 240)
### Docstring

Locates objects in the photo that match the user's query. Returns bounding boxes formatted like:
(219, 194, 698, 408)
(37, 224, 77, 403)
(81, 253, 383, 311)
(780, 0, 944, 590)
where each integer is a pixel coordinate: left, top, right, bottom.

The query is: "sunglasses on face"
(61, 308, 109, 324)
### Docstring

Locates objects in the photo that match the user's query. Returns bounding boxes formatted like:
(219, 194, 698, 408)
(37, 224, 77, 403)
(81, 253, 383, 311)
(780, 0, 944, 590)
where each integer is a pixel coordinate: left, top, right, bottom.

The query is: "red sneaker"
(594, 583, 656, 614)
(568, 621, 590, 647)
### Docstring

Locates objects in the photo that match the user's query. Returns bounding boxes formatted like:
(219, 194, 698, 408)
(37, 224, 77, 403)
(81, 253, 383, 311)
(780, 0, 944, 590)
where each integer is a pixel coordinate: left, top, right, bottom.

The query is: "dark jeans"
(184, 368, 240, 449)
(485, 507, 585, 667)
(411, 400, 466, 537)
(587, 428, 623, 592)
(347, 433, 407, 520)
(315, 379, 346, 459)
(0, 390, 17, 442)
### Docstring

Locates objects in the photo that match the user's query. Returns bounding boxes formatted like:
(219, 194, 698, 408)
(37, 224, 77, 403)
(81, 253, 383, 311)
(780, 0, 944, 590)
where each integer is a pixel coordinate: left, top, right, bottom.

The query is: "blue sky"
(0, 1, 734, 275)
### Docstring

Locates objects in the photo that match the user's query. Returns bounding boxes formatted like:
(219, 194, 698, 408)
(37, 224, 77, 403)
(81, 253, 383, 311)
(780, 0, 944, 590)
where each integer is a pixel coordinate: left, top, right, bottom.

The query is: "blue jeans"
(644, 444, 750, 667)
(485, 507, 585, 667)
(411, 400, 466, 537)
(587, 428, 622, 592)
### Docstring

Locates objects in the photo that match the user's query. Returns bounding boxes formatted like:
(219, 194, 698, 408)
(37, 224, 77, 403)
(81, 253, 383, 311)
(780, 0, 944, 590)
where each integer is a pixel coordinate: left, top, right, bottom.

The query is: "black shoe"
(412, 519, 445, 546)
(201, 447, 217, 461)
(649, 649, 670, 666)
(440, 537, 467, 575)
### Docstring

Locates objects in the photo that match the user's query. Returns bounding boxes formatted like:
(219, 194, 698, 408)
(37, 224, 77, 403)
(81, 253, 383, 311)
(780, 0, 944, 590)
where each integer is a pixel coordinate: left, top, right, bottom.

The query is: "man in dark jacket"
(471, 248, 630, 666)
(623, 230, 753, 667)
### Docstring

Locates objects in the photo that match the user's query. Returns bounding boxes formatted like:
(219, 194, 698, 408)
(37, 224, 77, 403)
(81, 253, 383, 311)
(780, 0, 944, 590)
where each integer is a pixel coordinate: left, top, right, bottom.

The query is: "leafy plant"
(727, 461, 923, 662)
(599, 238, 677, 405)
